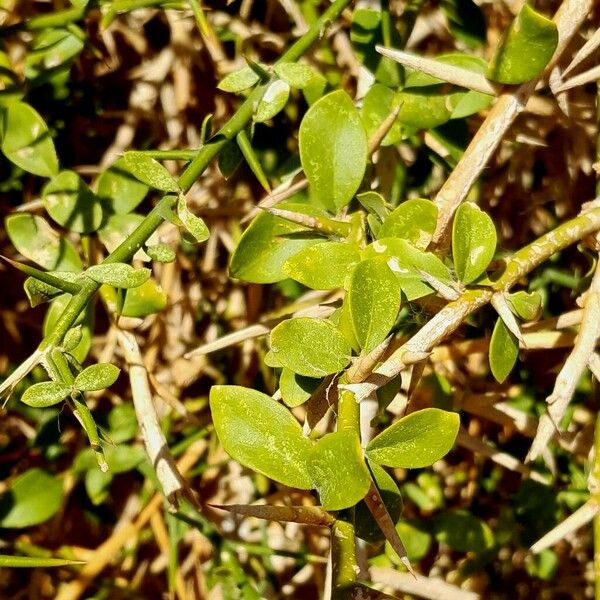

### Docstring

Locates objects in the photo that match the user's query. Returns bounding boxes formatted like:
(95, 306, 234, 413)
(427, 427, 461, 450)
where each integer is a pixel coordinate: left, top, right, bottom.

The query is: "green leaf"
(25, 28, 85, 79)
(145, 243, 176, 263)
(452, 202, 496, 285)
(360, 83, 402, 147)
(394, 88, 454, 129)
(86, 263, 150, 289)
(63, 326, 83, 352)
(440, 0, 486, 48)
(20, 381, 71, 408)
(487, 4, 558, 85)
(1, 101, 59, 177)
(230, 202, 324, 284)
(0, 468, 64, 528)
(217, 139, 243, 179)
(177, 195, 209, 242)
(489, 317, 519, 383)
(299, 90, 368, 212)
(43, 170, 104, 233)
(283, 241, 361, 290)
(74, 363, 120, 392)
(363, 238, 453, 301)
(236, 130, 270, 192)
(255, 80, 290, 123)
(107, 403, 138, 443)
(210, 386, 313, 489)
(44, 295, 92, 362)
(24, 273, 78, 307)
(308, 430, 371, 510)
(366, 408, 460, 468)
(6, 214, 61, 270)
(350, 8, 402, 87)
(348, 257, 401, 353)
(123, 152, 180, 192)
(433, 510, 494, 553)
(378, 198, 438, 249)
(507, 290, 542, 321)
(85, 469, 112, 505)
(217, 66, 260, 93)
(386, 520, 432, 564)
(100, 278, 169, 318)
(96, 157, 149, 215)
(280, 369, 319, 408)
(357, 191, 390, 223)
(268, 317, 352, 377)
(274, 63, 319, 89)
(98, 214, 149, 259)
(0, 555, 83, 568)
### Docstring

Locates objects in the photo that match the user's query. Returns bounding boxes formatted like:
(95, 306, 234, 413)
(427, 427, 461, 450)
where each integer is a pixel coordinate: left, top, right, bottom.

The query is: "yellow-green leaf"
(489, 317, 519, 383)
(378, 198, 438, 249)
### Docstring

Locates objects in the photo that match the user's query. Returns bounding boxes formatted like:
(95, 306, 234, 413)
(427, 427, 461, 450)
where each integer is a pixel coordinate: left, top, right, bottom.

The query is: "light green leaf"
(299, 90, 368, 212)
(145, 243, 176, 263)
(43, 170, 104, 233)
(487, 4, 558, 85)
(63, 326, 83, 352)
(96, 157, 148, 215)
(378, 198, 438, 249)
(386, 520, 432, 564)
(210, 385, 313, 489)
(357, 191, 390, 223)
(114, 279, 167, 318)
(433, 510, 494, 553)
(6, 214, 61, 270)
(366, 408, 460, 468)
(20, 381, 71, 408)
(98, 213, 150, 259)
(236, 130, 270, 192)
(348, 257, 401, 353)
(507, 290, 542, 321)
(452, 202, 496, 285)
(394, 88, 455, 129)
(489, 317, 519, 383)
(230, 202, 324, 284)
(25, 28, 85, 78)
(274, 62, 319, 89)
(177, 195, 209, 242)
(24, 273, 78, 307)
(0, 555, 84, 568)
(86, 263, 151, 289)
(255, 80, 290, 123)
(123, 152, 180, 192)
(1, 101, 59, 177)
(308, 430, 371, 510)
(74, 363, 120, 392)
(283, 241, 361, 290)
(269, 317, 352, 377)
(217, 66, 260, 93)
(360, 83, 402, 146)
(280, 368, 319, 408)
(44, 295, 92, 362)
(0, 468, 64, 528)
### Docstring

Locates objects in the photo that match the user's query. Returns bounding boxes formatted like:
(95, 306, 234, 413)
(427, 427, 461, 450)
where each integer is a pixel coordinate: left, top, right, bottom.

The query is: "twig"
(117, 330, 197, 507)
(431, 0, 593, 248)
(562, 27, 600, 77)
(555, 64, 600, 93)
(527, 253, 600, 462)
(375, 46, 500, 95)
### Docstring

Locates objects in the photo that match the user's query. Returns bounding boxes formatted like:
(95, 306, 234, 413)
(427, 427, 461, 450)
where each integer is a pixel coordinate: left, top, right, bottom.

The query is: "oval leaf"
(210, 385, 313, 489)
(1, 101, 59, 177)
(452, 202, 496, 285)
(96, 157, 148, 215)
(269, 317, 351, 377)
(145, 243, 176, 263)
(255, 80, 290, 123)
(378, 199, 438, 249)
(230, 202, 324, 284)
(366, 408, 460, 468)
(21, 381, 71, 408)
(177, 195, 209, 242)
(43, 170, 104, 233)
(283, 241, 361, 290)
(489, 317, 519, 383)
(299, 90, 368, 212)
(507, 290, 542, 321)
(123, 152, 180, 192)
(218, 66, 260, 93)
(487, 4, 558, 85)
(274, 62, 319, 89)
(348, 257, 401, 353)
(74, 363, 120, 392)
(0, 468, 64, 528)
(360, 83, 402, 147)
(280, 369, 319, 408)
(308, 430, 371, 510)
(86, 263, 151, 289)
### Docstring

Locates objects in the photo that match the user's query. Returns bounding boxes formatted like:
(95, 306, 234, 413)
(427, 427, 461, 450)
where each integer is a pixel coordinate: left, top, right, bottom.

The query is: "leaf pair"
(20, 363, 120, 408)
(210, 386, 460, 510)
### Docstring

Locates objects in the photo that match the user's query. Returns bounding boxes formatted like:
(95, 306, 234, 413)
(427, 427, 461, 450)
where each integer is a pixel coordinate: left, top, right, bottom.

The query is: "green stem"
(337, 387, 360, 433)
(331, 519, 358, 590)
